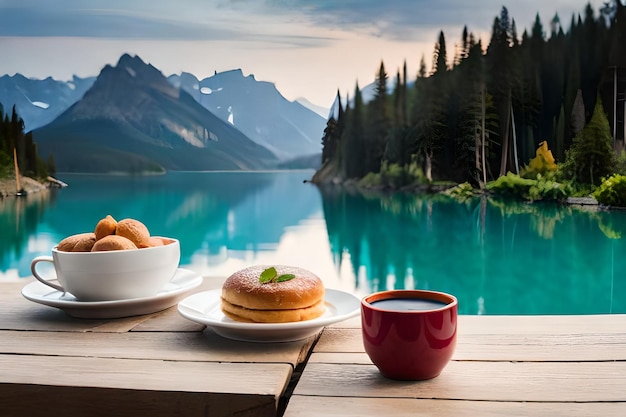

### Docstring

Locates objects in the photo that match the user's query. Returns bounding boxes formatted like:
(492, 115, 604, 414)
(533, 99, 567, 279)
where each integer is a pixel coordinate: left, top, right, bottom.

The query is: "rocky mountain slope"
(32, 54, 278, 173)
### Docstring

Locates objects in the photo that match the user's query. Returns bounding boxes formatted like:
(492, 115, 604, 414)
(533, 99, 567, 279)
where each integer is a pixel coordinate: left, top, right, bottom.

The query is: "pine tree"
(562, 96, 616, 185)
(321, 91, 343, 165)
(341, 84, 366, 179)
(456, 33, 495, 185)
(386, 65, 411, 167)
(411, 30, 451, 181)
(434, 30, 448, 75)
(487, 7, 516, 176)
(563, 30, 582, 150)
(365, 61, 392, 174)
(516, 30, 542, 163)
(47, 153, 56, 176)
(578, 4, 602, 117)
(321, 117, 337, 164)
(0, 104, 49, 179)
(571, 89, 586, 139)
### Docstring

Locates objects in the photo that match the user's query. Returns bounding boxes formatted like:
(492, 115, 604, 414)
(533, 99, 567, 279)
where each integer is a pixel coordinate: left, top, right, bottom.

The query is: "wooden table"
(0, 279, 314, 417)
(3, 279, 626, 417)
(284, 315, 626, 416)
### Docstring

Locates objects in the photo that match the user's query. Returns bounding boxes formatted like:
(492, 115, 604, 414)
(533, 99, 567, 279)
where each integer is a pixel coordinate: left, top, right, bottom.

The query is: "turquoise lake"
(1, 170, 625, 315)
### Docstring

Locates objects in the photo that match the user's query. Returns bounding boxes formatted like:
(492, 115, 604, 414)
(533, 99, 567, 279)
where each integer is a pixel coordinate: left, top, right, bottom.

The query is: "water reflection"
(0, 171, 326, 281)
(319, 186, 626, 314)
(2, 172, 625, 314)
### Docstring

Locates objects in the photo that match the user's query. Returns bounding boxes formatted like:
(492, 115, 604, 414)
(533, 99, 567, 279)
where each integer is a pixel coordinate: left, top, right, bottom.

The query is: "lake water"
(1, 170, 625, 315)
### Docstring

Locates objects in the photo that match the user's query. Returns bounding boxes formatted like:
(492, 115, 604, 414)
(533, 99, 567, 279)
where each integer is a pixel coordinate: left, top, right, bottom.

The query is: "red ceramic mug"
(361, 289, 458, 380)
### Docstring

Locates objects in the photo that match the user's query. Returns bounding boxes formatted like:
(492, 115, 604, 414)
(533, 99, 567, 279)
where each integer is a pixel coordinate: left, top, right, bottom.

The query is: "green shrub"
(445, 182, 475, 200)
(358, 161, 426, 189)
(528, 175, 571, 201)
(593, 174, 626, 207)
(487, 172, 535, 198)
(487, 172, 571, 202)
(359, 171, 383, 187)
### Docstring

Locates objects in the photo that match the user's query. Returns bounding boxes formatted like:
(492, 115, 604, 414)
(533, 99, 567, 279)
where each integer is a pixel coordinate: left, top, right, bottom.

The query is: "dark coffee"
(371, 298, 447, 312)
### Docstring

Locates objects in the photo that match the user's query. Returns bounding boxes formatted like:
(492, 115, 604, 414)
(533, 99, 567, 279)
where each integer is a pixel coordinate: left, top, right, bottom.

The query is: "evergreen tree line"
(320, 1, 626, 188)
(0, 103, 53, 180)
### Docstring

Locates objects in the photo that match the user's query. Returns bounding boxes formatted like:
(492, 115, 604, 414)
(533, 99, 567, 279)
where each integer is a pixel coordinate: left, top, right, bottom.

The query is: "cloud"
(0, 0, 602, 45)
(268, 0, 598, 41)
(0, 4, 234, 39)
(0, 0, 341, 49)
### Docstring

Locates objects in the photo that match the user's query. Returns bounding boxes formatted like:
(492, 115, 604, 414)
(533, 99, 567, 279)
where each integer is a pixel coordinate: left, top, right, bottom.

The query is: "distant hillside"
(0, 74, 95, 131)
(32, 54, 278, 173)
(296, 97, 331, 118)
(168, 70, 325, 160)
(277, 153, 322, 170)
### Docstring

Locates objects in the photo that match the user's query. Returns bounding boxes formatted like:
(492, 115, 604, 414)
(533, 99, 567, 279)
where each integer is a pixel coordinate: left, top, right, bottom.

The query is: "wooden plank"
(0, 282, 111, 332)
(315, 328, 626, 362)
(0, 329, 315, 366)
(327, 314, 626, 334)
(0, 281, 183, 333)
(0, 281, 30, 299)
(0, 354, 291, 417)
(309, 352, 372, 365)
(459, 314, 626, 335)
(0, 300, 184, 333)
(284, 396, 626, 417)
(293, 361, 626, 402)
(0, 354, 291, 395)
(327, 315, 360, 328)
(0, 278, 216, 333)
(0, 387, 278, 417)
(309, 347, 626, 365)
(130, 304, 206, 332)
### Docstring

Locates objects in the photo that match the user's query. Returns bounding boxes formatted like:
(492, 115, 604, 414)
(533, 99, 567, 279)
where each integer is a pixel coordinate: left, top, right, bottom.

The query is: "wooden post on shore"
(13, 147, 21, 193)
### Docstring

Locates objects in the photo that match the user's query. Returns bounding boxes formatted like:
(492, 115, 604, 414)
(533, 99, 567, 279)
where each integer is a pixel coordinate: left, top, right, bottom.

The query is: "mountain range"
(0, 74, 95, 131)
(0, 54, 328, 173)
(169, 70, 324, 159)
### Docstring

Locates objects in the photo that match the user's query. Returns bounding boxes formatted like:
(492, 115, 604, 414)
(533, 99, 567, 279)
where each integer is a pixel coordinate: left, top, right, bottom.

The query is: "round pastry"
(91, 235, 138, 251)
(94, 214, 117, 241)
(115, 218, 151, 248)
(146, 236, 165, 247)
(57, 233, 97, 252)
(221, 265, 325, 323)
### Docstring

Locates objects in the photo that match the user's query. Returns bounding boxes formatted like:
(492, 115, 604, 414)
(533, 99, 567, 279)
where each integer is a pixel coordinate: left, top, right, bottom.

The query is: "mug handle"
(30, 256, 65, 292)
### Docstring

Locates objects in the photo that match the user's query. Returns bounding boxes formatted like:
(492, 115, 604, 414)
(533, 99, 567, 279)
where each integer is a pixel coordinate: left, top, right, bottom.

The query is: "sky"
(0, 0, 605, 109)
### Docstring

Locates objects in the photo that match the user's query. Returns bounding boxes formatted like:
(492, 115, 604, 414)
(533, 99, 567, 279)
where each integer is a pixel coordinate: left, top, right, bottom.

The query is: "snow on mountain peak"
(31, 101, 50, 109)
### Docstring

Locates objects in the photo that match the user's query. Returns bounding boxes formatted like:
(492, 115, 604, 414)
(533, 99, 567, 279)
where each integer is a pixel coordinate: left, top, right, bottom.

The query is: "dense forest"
(0, 103, 52, 181)
(317, 1, 626, 190)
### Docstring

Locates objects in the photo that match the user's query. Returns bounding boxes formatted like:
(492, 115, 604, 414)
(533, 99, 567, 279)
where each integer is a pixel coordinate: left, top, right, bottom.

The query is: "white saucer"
(177, 288, 360, 342)
(22, 268, 203, 319)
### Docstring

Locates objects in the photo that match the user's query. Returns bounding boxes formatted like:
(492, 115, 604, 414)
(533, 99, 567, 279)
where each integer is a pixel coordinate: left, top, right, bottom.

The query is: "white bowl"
(30, 238, 181, 301)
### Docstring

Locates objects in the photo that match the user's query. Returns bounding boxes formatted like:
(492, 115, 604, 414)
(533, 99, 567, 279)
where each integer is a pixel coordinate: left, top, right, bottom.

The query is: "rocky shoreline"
(0, 176, 66, 197)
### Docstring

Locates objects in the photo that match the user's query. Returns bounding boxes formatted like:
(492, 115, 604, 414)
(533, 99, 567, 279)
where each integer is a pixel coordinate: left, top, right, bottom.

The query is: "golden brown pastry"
(115, 218, 151, 248)
(221, 265, 325, 323)
(91, 235, 138, 251)
(57, 233, 97, 252)
(145, 236, 165, 247)
(94, 215, 117, 241)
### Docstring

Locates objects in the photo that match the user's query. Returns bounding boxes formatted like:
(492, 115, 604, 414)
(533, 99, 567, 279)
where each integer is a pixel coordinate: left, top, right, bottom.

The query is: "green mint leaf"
(259, 267, 277, 283)
(276, 274, 295, 283)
